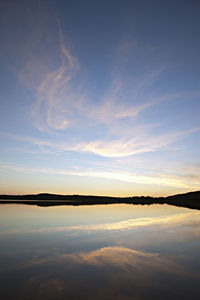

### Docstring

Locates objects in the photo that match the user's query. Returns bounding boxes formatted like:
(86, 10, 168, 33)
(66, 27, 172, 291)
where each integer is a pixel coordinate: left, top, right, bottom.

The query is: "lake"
(0, 203, 200, 299)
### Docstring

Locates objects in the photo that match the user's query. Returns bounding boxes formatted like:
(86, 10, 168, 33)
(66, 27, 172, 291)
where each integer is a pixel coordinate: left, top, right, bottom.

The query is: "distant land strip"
(0, 191, 200, 210)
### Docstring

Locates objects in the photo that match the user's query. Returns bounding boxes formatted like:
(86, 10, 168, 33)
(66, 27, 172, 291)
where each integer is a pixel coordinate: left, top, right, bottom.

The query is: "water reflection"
(0, 204, 200, 299)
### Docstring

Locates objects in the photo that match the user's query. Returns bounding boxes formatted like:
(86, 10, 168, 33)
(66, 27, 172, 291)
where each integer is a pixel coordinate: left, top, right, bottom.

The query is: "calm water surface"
(0, 203, 200, 300)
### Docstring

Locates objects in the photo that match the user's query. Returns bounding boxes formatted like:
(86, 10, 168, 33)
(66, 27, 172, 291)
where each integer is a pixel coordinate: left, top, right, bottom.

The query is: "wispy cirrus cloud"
(13, 13, 199, 158)
(22, 30, 199, 166)
(0, 161, 199, 190)
(1, 126, 199, 158)
(33, 24, 79, 131)
(13, 12, 167, 134)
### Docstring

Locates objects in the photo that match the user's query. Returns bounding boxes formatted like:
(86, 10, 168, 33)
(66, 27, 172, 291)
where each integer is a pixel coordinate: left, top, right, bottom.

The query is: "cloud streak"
(75, 127, 200, 157)
(0, 161, 199, 190)
(34, 23, 78, 131)
(1, 126, 199, 158)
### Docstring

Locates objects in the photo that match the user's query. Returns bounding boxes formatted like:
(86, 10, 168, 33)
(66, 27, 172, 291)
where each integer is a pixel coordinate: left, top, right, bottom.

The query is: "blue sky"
(0, 0, 200, 196)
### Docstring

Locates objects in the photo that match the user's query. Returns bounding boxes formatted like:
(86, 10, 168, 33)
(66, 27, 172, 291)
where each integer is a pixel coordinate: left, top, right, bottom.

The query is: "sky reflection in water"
(0, 204, 200, 300)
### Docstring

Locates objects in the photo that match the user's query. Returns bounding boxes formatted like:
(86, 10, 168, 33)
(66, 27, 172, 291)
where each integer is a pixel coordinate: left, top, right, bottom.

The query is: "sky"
(0, 0, 200, 196)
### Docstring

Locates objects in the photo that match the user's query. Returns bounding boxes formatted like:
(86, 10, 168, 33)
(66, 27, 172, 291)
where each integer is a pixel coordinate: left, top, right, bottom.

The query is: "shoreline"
(0, 191, 199, 210)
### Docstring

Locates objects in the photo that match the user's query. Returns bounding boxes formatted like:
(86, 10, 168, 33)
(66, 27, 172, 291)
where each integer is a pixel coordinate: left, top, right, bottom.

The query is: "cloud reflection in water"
(9, 246, 195, 300)
(0, 205, 200, 299)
